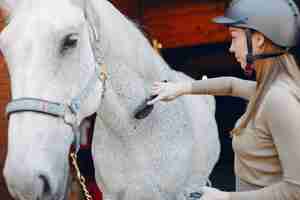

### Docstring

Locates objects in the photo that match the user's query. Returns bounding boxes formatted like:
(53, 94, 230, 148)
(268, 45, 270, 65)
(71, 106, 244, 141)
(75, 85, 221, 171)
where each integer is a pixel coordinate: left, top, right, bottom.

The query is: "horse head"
(1, 0, 105, 199)
(1, 0, 221, 199)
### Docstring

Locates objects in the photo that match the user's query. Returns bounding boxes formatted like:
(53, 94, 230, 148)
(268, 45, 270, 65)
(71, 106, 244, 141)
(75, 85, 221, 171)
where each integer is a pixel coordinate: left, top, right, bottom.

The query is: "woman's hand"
(147, 81, 191, 105)
(199, 186, 230, 200)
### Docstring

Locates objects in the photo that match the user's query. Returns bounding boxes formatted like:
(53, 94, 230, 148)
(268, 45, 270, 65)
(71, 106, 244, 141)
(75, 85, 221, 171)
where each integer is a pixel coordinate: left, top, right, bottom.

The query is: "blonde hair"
(231, 37, 300, 136)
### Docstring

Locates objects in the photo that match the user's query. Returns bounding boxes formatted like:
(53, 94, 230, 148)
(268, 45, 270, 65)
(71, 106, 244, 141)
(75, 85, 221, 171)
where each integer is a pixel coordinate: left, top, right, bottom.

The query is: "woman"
(149, 0, 300, 199)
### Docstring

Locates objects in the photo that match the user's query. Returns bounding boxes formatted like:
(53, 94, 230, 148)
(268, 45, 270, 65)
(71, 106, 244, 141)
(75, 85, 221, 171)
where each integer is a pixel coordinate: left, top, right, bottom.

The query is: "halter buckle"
(64, 104, 79, 127)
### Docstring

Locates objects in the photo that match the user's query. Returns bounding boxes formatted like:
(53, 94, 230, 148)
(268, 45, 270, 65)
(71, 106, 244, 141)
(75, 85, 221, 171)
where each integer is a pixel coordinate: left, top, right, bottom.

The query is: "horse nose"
(3, 162, 55, 199)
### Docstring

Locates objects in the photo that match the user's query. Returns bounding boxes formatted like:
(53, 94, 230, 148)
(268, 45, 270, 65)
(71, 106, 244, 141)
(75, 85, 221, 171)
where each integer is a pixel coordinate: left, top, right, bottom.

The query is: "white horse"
(1, 0, 220, 199)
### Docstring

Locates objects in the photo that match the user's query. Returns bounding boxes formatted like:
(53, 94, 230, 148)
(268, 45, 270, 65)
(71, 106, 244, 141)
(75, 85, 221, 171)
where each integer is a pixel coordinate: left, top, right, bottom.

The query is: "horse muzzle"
(4, 163, 67, 200)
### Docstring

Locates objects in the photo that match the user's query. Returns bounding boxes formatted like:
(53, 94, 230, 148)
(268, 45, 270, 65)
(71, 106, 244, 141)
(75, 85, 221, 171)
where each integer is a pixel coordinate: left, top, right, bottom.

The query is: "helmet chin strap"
(244, 29, 287, 77)
(245, 29, 255, 77)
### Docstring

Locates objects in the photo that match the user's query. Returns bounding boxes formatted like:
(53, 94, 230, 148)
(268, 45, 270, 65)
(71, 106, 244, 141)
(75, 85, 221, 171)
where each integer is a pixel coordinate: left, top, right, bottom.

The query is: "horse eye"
(60, 34, 79, 53)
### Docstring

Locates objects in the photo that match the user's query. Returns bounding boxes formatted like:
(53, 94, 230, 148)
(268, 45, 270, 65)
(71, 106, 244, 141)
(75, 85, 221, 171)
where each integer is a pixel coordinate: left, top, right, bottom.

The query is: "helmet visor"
(212, 16, 248, 26)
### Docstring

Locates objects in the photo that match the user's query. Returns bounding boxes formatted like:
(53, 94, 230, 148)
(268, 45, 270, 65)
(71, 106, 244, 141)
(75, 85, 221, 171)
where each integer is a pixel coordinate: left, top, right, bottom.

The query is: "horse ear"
(81, 0, 102, 41)
(71, 0, 99, 40)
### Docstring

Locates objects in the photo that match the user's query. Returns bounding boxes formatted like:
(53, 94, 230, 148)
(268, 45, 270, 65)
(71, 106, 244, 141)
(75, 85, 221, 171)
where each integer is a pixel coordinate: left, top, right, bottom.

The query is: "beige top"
(191, 76, 300, 199)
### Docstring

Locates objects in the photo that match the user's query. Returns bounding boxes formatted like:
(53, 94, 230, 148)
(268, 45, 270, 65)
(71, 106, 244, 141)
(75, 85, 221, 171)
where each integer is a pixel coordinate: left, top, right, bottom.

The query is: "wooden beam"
(0, 8, 13, 200)
(141, 0, 230, 48)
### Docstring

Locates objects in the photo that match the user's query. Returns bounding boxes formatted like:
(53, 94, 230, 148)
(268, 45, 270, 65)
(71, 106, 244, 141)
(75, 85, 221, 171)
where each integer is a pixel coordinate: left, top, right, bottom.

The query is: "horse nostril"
(38, 174, 52, 196)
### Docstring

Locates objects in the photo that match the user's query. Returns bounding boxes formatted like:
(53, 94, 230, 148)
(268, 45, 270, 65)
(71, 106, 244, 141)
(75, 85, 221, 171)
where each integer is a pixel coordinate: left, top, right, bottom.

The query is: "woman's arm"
(190, 77, 256, 100)
(149, 76, 256, 104)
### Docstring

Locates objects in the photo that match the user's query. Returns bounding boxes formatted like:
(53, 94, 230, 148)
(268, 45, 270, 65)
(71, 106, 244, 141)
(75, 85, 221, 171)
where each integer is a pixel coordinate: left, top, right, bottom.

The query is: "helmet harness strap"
(245, 29, 255, 76)
(244, 29, 287, 77)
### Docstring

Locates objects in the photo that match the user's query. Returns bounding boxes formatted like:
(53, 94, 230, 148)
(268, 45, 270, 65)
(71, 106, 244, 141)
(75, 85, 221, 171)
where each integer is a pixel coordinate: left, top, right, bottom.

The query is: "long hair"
(231, 36, 300, 136)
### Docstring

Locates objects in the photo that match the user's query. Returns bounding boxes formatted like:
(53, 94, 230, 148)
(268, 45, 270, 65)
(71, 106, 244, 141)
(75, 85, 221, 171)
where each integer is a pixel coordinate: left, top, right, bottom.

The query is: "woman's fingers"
(199, 186, 210, 194)
(150, 82, 167, 95)
(150, 87, 161, 95)
(147, 95, 162, 105)
(153, 81, 162, 86)
(149, 81, 175, 104)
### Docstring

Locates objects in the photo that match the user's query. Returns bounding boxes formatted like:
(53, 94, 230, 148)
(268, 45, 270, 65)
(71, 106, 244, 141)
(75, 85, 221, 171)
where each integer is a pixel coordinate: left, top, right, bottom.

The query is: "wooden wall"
(0, 8, 13, 200)
(110, 0, 230, 48)
(0, 55, 11, 200)
(141, 0, 230, 48)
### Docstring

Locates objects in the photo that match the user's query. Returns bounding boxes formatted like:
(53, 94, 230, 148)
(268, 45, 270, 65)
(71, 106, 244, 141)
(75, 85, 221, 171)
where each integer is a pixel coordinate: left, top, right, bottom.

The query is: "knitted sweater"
(190, 76, 300, 199)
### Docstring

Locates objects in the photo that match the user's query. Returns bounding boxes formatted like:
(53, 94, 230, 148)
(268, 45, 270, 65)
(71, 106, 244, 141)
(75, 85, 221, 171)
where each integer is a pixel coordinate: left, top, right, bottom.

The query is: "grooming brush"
(189, 192, 203, 199)
(133, 80, 167, 120)
(133, 95, 157, 119)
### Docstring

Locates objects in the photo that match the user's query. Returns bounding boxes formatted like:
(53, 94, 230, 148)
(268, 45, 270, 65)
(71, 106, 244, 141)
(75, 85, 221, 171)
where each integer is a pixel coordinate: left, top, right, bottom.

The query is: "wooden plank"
(142, 0, 230, 48)
(105, 0, 231, 48)
(0, 8, 13, 200)
(0, 52, 11, 200)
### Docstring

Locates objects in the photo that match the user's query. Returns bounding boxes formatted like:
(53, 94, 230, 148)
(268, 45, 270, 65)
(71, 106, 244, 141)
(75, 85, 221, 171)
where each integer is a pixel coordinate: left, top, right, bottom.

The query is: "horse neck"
(94, 0, 170, 83)
(93, 0, 173, 136)
(96, 54, 167, 136)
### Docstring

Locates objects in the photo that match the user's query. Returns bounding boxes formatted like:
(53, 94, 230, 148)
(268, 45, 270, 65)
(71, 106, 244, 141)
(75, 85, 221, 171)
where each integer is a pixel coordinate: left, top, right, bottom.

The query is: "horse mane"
(73, 0, 171, 82)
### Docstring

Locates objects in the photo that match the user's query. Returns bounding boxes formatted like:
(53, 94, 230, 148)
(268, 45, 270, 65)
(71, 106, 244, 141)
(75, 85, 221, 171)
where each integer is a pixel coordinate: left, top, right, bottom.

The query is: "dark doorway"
(161, 43, 249, 191)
